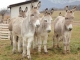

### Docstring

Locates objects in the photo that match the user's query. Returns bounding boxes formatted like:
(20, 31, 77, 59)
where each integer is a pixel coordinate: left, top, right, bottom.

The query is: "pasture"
(0, 11, 80, 60)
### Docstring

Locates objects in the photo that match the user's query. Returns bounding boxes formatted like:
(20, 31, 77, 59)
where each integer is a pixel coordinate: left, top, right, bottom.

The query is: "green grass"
(0, 11, 80, 60)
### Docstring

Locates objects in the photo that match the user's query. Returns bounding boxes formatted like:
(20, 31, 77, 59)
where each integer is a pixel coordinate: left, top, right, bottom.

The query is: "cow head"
(19, 7, 28, 18)
(29, 1, 41, 28)
(42, 8, 53, 33)
(65, 6, 76, 31)
(31, 1, 41, 15)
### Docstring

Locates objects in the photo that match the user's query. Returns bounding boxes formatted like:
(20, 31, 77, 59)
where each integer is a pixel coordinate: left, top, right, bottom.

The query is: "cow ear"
(50, 8, 54, 15)
(65, 6, 68, 12)
(59, 12, 62, 16)
(19, 7, 22, 12)
(44, 8, 48, 14)
(25, 7, 28, 12)
(72, 6, 76, 12)
(31, 4, 34, 9)
(37, 1, 41, 8)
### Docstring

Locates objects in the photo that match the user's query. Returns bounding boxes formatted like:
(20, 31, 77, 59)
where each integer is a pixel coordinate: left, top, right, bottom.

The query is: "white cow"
(9, 6, 28, 46)
(33, 8, 53, 53)
(53, 6, 76, 54)
(12, 1, 41, 60)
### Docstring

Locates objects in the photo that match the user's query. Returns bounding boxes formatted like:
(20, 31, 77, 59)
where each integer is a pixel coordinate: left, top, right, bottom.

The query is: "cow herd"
(8, 1, 76, 60)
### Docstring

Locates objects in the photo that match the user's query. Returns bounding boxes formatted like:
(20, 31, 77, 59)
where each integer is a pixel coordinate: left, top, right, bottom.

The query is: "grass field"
(0, 11, 80, 60)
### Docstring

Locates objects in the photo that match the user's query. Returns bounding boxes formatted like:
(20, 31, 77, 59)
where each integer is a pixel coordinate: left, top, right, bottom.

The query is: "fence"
(0, 24, 10, 40)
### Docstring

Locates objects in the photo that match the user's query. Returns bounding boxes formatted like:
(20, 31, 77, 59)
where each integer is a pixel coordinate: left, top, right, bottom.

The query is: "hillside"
(40, 0, 80, 11)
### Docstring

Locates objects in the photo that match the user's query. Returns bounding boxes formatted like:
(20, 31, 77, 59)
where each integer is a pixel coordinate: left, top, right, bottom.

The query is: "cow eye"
(65, 18, 68, 19)
(22, 10, 23, 12)
(44, 20, 47, 22)
(31, 14, 34, 16)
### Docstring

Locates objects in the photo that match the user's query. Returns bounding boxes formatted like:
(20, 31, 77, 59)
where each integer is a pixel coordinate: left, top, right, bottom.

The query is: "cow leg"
(10, 31, 13, 46)
(38, 36, 42, 53)
(33, 36, 36, 49)
(57, 37, 60, 48)
(66, 33, 71, 53)
(53, 35, 58, 48)
(22, 37, 27, 58)
(27, 37, 33, 60)
(66, 39, 70, 53)
(33, 36, 38, 49)
(63, 35, 67, 54)
(43, 35, 48, 53)
(12, 34, 17, 54)
(18, 37, 22, 53)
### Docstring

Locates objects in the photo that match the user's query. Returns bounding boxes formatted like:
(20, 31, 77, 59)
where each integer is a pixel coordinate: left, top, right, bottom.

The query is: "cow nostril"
(34, 7, 37, 9)
(70, 11, 72, 13)
(69, 28, 72, 31)
(47, 30, 51, 33)
(36, 25, 40, 28)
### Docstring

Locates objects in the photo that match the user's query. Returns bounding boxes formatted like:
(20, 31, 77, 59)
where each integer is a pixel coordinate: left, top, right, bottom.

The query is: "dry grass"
(0, 11, 80, 60)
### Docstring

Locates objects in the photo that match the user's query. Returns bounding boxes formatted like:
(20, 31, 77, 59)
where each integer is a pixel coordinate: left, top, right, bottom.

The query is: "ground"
(0, 11, 80, 60)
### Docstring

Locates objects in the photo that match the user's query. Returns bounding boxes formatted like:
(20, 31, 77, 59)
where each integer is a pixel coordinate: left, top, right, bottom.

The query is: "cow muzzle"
(47, 30, 51, 33)
(69, 28, 72, 31)
(36, 25, 40, 28)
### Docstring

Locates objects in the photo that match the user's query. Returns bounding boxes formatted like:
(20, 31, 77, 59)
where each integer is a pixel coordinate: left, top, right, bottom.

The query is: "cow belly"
(24, 32, 34, 38)
(36, 32, 47, 37)
(54, 23, 64, 36)
(13, 24, 21, 36)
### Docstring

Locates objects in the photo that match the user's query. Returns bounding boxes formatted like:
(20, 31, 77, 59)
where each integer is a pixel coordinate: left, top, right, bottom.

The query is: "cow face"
(43, 8, 53, 33)
(65, 6, 76, 31)
(19, 7, 28, 18)
(31, 1, 41, 15)
(30, 15, 40, 28)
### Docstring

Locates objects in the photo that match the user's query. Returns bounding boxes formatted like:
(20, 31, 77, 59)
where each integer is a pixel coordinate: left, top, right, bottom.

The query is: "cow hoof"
(18, 51, 22, 54)
(38, 50, 41, 53)
(12, 50, 16, 54)
(12, 51, 16, 54)
(62, 50, 67, 54)
(22, 53, 27, 58)
(37, 52, 41, 55)
(18, 50, 22, 54)
(27, 55, 31, 60)
(27, 58, 32, 60)
(11, 43, 13, 46)
(63, 52, 66, 54)
(67, 50, 70, 54)
(33, 48, 37, 50)
(57, 45, 60, 48)
(53, 45, 57, 48)
(44, 52, 48, 54)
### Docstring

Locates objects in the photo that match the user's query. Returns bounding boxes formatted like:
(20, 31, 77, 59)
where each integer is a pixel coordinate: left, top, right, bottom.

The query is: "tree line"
(0, 9, 10, 23)
(53, 4, 80, 11)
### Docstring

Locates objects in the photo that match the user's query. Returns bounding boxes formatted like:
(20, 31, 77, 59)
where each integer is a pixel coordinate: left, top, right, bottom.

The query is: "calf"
(33, 8, 53, 53)
(8, 7, 28, 45)
(12, 1, 41, 60)
(53, 6, 76, 54)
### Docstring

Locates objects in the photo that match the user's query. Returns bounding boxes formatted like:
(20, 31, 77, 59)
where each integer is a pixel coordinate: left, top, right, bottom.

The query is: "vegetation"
(0, 9, 10, 23)
(0, 11, 80, 60)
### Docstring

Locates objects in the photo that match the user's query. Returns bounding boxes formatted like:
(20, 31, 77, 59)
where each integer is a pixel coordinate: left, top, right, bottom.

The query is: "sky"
(0, 0, 80, 9)
(50, 0, 80, 4)
(0, 0, 25, 9)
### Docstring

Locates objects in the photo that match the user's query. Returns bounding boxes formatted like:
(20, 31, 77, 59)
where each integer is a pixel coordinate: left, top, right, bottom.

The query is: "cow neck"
(24, 13, 35, 33)
(39, 18, 47, 32)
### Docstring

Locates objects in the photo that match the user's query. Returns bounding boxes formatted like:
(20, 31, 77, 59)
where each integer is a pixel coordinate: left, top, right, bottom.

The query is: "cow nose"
(69, 28, 72, 31)
(34, 7, 37, 9)
(36, 25, 40, 28)
(47, 30, 51, 33)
